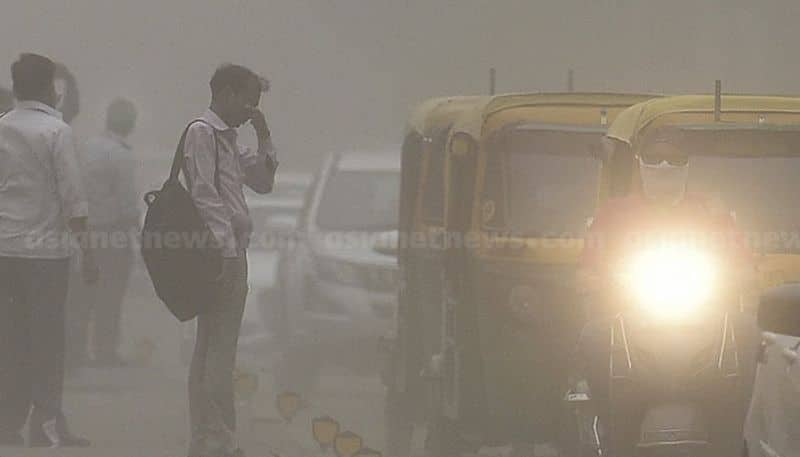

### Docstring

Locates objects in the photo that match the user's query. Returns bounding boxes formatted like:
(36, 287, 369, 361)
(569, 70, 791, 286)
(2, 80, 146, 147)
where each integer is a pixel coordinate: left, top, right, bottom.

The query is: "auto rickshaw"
(606, 94, 800, 288)
(385, 96, 487, 457)
(564, 94, 800, 457)
(428, 93, 660, 455)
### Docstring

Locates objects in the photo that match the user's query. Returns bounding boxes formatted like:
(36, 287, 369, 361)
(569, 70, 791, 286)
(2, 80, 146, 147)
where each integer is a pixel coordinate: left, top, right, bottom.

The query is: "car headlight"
(621, 244, 717, 321)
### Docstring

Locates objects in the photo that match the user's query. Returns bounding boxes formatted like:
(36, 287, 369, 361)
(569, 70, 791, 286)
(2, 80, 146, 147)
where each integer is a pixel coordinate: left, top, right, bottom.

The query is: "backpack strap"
(168, 119, 220, 191)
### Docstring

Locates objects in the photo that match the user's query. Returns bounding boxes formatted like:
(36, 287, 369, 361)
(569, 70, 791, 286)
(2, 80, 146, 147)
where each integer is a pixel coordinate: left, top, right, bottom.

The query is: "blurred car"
(240, 173, 313, 348)
(180, 172, 313, 363)
(273, 150, 401, 391)
(744, 284, 800, 457)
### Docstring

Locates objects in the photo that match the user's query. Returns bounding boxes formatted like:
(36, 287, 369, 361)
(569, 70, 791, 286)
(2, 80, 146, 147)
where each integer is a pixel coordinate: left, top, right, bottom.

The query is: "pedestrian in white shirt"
(0, 53, 98, 448)
(66, 98, 140, 369)
(183, 64, 276, 457)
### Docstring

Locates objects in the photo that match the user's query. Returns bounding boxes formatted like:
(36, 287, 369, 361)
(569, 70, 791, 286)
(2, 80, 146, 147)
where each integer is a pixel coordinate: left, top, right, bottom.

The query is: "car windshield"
(495, 129, 604, 237)
(670, 128, 800, 252)
(316, 169, 400, 231)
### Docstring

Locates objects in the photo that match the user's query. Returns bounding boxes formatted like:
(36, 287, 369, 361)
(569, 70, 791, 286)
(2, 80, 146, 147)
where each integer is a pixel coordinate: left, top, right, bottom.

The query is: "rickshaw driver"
(571, 134, 756, 418)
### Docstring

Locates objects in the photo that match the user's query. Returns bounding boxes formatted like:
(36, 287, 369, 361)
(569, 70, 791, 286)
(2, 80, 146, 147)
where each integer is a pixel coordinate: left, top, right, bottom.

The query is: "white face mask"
(639, 158, 689, 205)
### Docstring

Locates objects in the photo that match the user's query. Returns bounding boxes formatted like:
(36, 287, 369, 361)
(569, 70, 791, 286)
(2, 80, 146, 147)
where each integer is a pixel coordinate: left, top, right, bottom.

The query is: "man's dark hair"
(11, 53, 55, 101)
(0, 86, 12, 113)
(209, 64, 265, 99)
(106, 97, 137, 136)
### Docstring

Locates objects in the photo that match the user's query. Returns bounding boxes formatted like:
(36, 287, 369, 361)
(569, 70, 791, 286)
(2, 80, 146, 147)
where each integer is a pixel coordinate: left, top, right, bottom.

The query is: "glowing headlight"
(621, 245, 717, 320)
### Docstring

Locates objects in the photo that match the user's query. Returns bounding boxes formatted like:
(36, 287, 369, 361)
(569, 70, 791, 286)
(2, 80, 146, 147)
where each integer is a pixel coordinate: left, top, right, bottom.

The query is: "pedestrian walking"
(66, 98, 140, 368)
(0, 53, 97, 447)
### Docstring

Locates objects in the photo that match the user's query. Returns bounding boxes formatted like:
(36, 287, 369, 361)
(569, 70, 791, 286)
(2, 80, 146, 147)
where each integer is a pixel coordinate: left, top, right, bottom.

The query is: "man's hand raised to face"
(245, 106, 270, 142)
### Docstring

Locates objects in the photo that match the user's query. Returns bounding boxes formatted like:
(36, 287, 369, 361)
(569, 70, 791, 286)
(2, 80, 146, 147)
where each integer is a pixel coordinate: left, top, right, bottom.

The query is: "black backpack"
(141, 120, 221, 321)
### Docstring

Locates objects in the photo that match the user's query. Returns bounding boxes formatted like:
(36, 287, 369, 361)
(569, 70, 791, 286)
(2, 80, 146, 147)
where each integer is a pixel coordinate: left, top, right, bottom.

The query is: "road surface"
(0, 265, 395, 457)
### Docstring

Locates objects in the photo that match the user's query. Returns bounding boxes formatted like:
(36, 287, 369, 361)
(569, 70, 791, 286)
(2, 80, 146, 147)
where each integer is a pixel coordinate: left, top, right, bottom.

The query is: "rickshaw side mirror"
(758, 284, 800, 337)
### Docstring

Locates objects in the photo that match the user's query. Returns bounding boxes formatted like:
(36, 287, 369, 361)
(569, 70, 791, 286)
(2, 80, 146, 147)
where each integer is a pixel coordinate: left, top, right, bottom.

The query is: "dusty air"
(1, 2, 800, 457)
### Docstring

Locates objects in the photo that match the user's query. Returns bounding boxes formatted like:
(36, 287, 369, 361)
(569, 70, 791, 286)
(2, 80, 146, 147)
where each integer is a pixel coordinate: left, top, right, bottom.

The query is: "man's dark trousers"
(0, 256, 69, 433)
(188, 255, 248, 456)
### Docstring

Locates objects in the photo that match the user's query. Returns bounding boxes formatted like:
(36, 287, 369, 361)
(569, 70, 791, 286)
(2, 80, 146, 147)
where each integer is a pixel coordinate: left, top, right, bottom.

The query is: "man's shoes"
(0, 430, 24, 446)
(28, 417, 91, 448)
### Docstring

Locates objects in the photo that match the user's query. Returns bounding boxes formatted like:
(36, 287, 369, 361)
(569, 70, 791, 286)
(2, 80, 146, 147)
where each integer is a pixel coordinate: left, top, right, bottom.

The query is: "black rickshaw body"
(385, 96, 486, 456)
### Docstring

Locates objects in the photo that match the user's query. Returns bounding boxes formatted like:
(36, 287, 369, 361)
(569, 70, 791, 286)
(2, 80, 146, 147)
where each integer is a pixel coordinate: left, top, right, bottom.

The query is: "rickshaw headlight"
(450, 133, 475, 157)
(621, 245, 717, 321)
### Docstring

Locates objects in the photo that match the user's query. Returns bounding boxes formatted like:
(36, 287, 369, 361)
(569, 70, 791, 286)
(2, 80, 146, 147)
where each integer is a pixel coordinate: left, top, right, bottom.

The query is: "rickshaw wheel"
(424, 417, 462, 457)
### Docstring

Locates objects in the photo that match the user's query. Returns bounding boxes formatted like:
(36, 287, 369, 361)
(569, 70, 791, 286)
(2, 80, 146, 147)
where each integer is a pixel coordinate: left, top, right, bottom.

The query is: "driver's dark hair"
(11, 53, 55, 101)
(209, 64, 262, 99)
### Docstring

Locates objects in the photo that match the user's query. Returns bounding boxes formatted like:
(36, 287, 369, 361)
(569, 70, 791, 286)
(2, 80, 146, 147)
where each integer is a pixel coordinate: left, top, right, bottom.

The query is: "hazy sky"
(1, 0, 799, 173)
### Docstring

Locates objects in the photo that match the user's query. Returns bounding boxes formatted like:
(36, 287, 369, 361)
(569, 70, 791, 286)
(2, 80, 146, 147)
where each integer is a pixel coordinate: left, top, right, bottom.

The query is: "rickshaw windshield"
(654, 126, 800, 253)
(490, 127, 604, 237)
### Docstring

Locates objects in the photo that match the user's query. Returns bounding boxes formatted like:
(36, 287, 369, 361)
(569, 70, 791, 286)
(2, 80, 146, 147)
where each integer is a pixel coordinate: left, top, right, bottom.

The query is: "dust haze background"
(0, 0, 796, 173)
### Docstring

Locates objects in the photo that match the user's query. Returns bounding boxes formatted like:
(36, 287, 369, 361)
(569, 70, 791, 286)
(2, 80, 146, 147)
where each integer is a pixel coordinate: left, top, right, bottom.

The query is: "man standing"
(67, 98, 140, 367)
(184, 64, 276, 457)
(0, 53, 97, 447)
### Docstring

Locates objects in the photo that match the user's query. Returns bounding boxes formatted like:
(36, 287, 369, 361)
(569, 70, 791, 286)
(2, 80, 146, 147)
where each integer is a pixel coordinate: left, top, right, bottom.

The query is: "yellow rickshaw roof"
(608, 95, 800, 145)
(483, 92, 659, 116)
(406, 96, 488, 137)
(452, 92, 661, 138)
